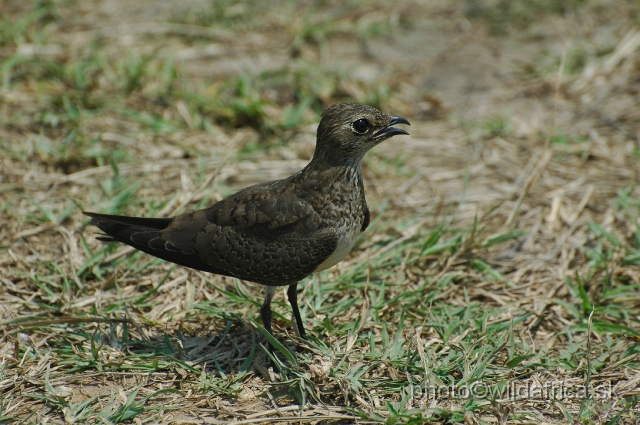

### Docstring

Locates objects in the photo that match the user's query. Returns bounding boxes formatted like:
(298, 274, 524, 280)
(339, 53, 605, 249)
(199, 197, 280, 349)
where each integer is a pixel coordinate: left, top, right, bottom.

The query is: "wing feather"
(84, 180, 338, 285)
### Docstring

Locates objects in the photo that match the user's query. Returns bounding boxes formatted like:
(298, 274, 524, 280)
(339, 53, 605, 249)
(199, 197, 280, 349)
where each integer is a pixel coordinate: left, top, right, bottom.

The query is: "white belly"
(314, 222, 361, 272)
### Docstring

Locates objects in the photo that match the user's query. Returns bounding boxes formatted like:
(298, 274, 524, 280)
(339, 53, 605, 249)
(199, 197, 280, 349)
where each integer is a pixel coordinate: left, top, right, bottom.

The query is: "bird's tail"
(83, 211, 231, 276)
(82, 211, 172, 243)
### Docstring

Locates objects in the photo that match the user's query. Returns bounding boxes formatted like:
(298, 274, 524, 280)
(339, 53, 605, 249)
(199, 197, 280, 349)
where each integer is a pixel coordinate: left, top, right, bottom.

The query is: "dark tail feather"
(83, 212, 172, 230)
(82, 211, 227, 276)
(82, 211, 173, 242)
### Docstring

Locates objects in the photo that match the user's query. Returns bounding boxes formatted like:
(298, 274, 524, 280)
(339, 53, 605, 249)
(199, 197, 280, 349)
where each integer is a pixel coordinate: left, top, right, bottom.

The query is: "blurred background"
(1, 0, 638, 171)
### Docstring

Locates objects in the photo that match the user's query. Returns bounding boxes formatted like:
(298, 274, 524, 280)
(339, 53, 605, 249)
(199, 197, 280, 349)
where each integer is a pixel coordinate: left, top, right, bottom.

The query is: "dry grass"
(1, 0, 639, 424)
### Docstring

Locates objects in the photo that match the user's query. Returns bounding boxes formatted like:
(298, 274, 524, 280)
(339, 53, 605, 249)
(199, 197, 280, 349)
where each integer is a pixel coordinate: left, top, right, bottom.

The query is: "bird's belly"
(314, 222, 361, 272)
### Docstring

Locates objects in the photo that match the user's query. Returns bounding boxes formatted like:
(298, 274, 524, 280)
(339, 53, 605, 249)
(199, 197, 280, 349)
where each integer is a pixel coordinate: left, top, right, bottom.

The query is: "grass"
(2, 0, 640, 424)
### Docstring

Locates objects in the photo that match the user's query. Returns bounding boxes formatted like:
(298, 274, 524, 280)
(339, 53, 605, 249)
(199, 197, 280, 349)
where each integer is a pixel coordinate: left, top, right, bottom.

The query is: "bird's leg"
(287, 283, 306, 339)
(261, 286, 277, 354)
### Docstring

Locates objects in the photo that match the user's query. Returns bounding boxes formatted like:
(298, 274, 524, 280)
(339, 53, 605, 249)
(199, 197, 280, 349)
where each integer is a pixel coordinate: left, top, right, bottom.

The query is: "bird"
(83, 102, 410, 353)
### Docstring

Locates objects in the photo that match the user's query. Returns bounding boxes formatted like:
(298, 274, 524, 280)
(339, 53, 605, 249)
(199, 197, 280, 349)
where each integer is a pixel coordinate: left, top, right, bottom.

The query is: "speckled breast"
(310, 166, 366, 272)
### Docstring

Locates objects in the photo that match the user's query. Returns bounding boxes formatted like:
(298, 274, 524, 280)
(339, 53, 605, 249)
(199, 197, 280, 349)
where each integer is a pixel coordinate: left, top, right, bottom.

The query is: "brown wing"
(84, 181, 338, 285)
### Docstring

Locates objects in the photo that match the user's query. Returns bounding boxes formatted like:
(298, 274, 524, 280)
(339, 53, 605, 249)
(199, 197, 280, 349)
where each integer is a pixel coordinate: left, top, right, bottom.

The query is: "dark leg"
(287, 283, 306, 339)
(260, 286, 277, 353)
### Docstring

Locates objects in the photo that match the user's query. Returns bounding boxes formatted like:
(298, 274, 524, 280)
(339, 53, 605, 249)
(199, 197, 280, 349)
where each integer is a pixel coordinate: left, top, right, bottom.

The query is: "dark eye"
(352, 118, 369, 134)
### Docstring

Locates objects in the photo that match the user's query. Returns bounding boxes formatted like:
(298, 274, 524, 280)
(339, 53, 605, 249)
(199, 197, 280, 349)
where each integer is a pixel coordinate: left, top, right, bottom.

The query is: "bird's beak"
(372, 116, 411, 140)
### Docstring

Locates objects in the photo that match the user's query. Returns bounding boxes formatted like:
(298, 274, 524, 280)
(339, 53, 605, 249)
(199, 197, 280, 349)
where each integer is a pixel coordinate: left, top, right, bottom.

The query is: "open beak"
(372, 116, 411, 140)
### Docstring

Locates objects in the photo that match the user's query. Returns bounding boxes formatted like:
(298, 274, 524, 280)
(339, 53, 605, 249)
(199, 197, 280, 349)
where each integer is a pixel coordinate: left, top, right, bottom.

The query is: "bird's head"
(313, 103, 410, 165)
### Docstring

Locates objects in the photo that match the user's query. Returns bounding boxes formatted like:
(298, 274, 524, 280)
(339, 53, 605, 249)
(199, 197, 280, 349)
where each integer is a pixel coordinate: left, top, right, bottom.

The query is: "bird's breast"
(313, 218, 362, 272)
(299, 164, 366, 273)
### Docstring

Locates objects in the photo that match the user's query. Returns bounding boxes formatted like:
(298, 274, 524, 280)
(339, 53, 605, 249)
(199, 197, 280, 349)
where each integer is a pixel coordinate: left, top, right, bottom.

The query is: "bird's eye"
(352, 118, 369, 134)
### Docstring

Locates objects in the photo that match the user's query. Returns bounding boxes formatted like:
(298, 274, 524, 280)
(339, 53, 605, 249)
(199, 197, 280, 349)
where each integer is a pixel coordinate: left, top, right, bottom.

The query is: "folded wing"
(84, 182, 338, 285)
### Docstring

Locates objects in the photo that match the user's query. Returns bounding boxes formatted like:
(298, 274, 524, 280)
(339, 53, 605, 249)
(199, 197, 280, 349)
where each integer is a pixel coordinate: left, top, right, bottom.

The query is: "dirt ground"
(1, 0, 639, 424)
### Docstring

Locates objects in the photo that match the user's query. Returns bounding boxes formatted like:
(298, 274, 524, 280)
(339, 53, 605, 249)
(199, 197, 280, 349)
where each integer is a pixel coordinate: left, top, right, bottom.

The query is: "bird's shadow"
(111, 312, 310, 376)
